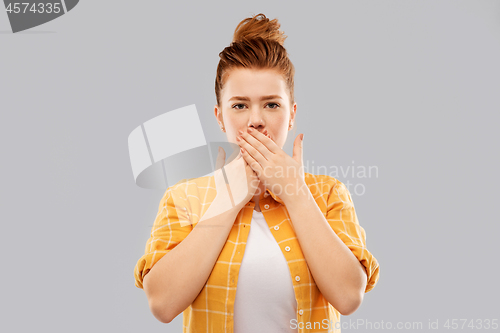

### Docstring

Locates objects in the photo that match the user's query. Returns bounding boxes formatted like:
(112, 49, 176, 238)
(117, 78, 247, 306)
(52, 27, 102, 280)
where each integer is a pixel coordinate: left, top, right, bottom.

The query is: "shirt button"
(285, 246, 290, 252)
(299, 309, 304, 315)
(264, 204, 270, 209)
(274, 225, 279, 231)
(295, 276, 300, 282)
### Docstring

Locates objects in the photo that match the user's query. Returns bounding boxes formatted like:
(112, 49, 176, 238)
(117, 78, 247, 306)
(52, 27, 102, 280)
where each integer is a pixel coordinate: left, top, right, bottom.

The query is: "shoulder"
(162, 175, 217, 203)
(304, 172, 347, 195)
(303, 173, 354, 214)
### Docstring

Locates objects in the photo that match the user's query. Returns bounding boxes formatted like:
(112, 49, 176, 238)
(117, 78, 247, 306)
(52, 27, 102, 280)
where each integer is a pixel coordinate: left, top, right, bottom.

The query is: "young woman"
(134, 13, 380, 333)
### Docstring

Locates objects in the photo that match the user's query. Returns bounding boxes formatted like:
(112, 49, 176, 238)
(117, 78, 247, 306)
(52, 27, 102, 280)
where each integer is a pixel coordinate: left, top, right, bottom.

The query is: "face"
(214, 68, 296, 150)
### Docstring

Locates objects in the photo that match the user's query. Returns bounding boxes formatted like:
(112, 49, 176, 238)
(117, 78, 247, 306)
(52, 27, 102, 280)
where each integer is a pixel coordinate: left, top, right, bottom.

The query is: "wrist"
(282, 179, 311, 207)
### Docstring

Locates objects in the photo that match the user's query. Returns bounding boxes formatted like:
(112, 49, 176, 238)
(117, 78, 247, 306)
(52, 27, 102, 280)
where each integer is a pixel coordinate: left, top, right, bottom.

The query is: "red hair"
(215, 13, 295, 111)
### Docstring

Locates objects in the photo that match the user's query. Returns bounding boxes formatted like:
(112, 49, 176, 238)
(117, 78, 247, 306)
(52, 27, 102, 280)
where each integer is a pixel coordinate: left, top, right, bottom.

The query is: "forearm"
(283, 191, 367, 316)
(144, 202, 241, 323)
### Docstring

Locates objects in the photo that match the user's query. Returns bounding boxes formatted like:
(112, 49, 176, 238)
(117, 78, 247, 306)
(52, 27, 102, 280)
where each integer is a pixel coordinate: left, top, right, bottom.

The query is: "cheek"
(276, 118, 290, 134)
(226, 124, 243, 144)
(226, 115, 243, 129)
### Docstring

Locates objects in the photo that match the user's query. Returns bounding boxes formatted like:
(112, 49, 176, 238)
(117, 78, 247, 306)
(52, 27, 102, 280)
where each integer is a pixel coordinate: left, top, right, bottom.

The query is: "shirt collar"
(262, 187, 285, 205)
(246, 188, 284, 207)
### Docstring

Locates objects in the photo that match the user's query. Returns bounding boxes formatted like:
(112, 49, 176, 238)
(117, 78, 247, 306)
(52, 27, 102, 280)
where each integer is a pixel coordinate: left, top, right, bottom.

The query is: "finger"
(240, 129, 271, 162)
(247, 128, 280, 154)
(240, 146, 263, 176)
(239, 148, 248, 164)
(215, 146, 226, 171)
(292, 134, 304, 165)
(238, 134, 268, 168)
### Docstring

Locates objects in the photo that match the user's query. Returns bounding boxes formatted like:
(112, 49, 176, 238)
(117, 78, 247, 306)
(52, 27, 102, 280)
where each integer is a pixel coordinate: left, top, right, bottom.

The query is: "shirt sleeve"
(134, 185, 193, 289)
(325, 180, 380, 293)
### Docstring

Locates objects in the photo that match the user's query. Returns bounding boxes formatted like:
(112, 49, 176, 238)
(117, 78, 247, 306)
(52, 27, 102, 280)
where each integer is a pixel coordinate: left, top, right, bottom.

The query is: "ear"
(289, 102, 297, 129)
(214, 105, 224, 125)
(214, 105, 220, 121)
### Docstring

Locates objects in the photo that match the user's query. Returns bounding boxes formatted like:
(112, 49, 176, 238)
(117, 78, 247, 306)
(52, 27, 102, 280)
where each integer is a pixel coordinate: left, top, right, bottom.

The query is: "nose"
(248, 108, 265, 131)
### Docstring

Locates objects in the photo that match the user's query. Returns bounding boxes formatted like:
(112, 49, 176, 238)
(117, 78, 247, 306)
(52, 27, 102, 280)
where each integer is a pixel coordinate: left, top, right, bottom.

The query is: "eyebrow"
(228, 95, 283, 102)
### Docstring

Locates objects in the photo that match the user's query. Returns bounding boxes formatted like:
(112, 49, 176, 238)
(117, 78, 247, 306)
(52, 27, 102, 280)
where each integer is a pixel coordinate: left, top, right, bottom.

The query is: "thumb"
(292, 134, 304, 165)
(215, 146, 226, 171)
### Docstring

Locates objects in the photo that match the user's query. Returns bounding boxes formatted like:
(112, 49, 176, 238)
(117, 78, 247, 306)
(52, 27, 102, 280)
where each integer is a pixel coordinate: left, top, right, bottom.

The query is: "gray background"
(1, 0, 499, 332)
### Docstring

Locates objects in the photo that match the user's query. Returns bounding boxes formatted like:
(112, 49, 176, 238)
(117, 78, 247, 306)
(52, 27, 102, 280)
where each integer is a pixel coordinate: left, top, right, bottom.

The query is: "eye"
(231, 103, 280, 110)
(232, 103, 246, 110)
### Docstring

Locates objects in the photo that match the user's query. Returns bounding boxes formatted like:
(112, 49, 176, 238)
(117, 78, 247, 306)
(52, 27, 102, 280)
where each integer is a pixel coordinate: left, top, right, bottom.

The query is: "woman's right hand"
(200, 147, 259, 222)
(214, 147, 260, 210)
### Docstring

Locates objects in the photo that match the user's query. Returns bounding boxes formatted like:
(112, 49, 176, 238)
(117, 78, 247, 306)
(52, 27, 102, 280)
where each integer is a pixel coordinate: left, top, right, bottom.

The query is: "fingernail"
(301, 134, 304, 141)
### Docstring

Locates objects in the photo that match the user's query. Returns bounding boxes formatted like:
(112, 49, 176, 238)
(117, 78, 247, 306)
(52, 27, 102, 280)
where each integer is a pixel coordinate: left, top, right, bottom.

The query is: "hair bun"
(232, 13, 287, 46)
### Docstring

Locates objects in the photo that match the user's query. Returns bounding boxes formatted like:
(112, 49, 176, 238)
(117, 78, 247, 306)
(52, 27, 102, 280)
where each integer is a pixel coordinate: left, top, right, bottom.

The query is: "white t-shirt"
(233, 209, 298, 333)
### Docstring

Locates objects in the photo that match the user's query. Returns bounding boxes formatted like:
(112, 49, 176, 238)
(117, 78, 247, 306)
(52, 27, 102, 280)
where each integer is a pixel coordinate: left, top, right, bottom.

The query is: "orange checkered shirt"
(134, 172, 380, 332)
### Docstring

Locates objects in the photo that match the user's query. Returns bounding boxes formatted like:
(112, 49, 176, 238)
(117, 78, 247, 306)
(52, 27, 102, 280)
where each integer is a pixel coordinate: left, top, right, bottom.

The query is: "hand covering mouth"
(262, 129, 273, 141)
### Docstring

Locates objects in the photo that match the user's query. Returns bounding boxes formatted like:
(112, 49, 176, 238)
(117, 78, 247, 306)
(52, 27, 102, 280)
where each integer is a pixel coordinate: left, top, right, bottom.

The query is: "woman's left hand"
(236, 127, 305, 204)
